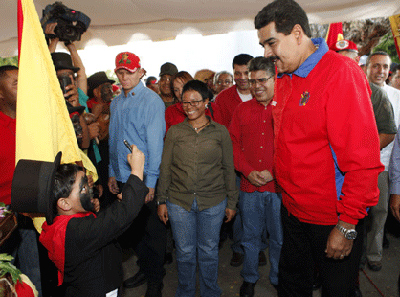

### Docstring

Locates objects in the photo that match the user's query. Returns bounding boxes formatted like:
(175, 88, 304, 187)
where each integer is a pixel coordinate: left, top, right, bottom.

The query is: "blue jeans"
(167, 198, 226, 297)
(239, 191, 283, 285)
(232, 180, 268, 254)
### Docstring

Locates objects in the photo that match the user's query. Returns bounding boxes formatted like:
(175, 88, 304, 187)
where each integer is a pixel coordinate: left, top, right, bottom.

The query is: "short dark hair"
(0, 65, 18, 81)
(182, 80, 211, 101)
(248, 57, 276, 77)
(392, 64, 400, 74)
(366, 51, 390, 66)
(255, 0, 311, 38)
(53, 164, 84, 213)
(233, 54, 254, 68)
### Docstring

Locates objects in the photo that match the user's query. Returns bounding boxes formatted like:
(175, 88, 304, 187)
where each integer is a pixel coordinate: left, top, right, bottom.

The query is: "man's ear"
(57, 197, 72, 212)
(138, 68, 145, 79)
(291, 24, 304, 44)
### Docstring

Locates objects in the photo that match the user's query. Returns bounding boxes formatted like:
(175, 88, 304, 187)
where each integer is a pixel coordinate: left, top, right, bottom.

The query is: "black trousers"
(118, 181, 166, 285)
(278, 205, 364, 297)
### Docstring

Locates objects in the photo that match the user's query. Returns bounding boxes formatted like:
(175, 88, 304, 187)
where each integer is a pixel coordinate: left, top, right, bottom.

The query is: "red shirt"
(229, 98, 275, 193)
(214, 85, 242, 128)
(0, 111, 16, 205)
(274, 50, 383, 225)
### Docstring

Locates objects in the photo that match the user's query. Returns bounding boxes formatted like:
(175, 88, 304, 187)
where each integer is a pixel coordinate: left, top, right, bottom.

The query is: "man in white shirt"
(365, 51, 400, 271)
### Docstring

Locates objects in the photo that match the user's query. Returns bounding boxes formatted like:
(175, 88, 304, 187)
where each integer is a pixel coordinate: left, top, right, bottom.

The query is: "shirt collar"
(121, 81, 145, 98)
(278, 37, 328, 79)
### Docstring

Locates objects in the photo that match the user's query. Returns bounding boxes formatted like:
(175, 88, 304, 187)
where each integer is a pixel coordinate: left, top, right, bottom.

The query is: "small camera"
(58, 74, 72, 99)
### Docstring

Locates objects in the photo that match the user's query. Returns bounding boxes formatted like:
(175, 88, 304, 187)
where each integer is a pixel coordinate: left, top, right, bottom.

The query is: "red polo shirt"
(229, 98, 275, 193)
(214, 85, 242, 128)
(0, 111, 16, 205)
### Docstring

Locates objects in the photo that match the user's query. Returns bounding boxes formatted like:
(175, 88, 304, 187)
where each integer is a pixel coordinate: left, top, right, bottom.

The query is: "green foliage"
(0, 56, 18, 67)
(0, 254, 21, 284)
(373, 33, 400, 63)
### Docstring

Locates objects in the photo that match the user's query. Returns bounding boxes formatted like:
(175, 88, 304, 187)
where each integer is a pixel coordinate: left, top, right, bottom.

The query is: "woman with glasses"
(157, 80, 238, 297)
(165, 72, 221, 132)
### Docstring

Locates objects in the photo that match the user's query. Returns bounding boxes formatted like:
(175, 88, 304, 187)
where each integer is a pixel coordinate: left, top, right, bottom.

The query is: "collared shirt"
(214, 85, 243, 128)
(0, 111, 15, 205)
(229, 98, 275, 193)
(273, 38, 383, 225)
(157, 118, 238, 211)
(389, 127, 400, 194)
(369, 82, 396, 136)
(109, 81, 165, 188)
(381, 83, 400, 170)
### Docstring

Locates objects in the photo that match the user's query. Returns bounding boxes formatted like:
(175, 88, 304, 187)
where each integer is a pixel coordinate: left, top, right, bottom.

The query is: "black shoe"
(145, 282, 163, 297)
(123, 270, 147, 288)
(240, 281, 255, 297)
(164, 252, 173, 265)
(230, 252, 244, 267)
(258, 251, 267, 267)
(353, 285, 362, 297)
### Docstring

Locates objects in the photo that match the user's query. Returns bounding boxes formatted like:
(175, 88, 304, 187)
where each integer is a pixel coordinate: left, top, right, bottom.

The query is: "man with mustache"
(255, 0, 383, 296)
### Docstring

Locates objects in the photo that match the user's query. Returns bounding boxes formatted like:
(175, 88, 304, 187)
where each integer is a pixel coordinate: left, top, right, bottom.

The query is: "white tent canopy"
(1, 0, 400, 57)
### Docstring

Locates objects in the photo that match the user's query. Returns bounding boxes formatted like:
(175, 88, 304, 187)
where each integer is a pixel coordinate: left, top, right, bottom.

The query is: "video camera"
(41, 2, 91, 43)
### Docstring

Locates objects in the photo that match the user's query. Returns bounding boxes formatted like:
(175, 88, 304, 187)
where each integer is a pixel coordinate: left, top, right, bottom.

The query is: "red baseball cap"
(115, 52, 141, 73)
(330, 39, 358, 53)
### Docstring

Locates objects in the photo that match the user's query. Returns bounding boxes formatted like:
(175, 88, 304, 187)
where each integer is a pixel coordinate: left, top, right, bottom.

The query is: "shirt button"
(260, 146, 263, 149)
(262, 133, 264, 135)
(259, 160, 262, 162)
(263, 120, 266, 123)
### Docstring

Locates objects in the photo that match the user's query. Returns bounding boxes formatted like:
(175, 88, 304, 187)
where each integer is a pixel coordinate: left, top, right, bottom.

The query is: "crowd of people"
(1, 0, 400, 296)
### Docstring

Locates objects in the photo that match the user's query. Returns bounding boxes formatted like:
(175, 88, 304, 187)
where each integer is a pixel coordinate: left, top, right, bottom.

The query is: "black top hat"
(11, 152, 62, 225)
(87, 71, 115, 98)
(51, 53, 80, 73)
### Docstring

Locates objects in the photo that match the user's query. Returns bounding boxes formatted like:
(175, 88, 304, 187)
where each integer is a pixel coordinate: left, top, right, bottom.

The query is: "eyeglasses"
(182, 100, 204, 106)
(217, 80, 233, 85)
(249, 75, 274, 86)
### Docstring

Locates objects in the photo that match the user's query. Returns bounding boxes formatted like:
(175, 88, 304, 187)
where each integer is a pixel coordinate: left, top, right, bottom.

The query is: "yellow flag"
(16, 0, 81, 165)
(389, 14, 400, 60)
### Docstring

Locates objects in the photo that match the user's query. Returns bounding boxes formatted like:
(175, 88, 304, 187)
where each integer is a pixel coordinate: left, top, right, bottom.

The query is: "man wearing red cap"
(108, 52, 166, 296)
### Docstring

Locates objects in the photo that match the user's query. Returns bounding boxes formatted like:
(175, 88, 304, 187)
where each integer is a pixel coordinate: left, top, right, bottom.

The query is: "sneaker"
(230, 252, 244, 267)
(240, 281, 255, 297)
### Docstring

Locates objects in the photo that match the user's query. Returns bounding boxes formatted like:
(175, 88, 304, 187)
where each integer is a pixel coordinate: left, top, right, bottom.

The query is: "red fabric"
(86, 97, 110, 112)
(325, 22, 343, 49)
(40, 212, 95, 285)
(273, 51, 383, 225)
(15, 280, 35, 297)
(214, 85, 242, 128)
(17, 0, 23, 63)
(0, 111, 16, 205)
(165, 102, 219, 132)
(229, 99, 276, 193)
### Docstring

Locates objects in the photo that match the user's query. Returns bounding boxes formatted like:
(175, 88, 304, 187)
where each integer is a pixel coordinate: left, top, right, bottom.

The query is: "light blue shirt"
(389, 126, 400, 194)
(108, 81, 166, 188)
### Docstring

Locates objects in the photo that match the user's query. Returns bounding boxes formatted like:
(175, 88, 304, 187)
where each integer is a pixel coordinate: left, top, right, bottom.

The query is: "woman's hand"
(225, 208, 236, 222)
(157, 204, 168, 224)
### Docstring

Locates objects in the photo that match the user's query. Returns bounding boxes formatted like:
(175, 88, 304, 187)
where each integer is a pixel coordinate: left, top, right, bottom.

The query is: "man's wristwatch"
(156, 200, 166, 206)
(335, 224, 357, 240)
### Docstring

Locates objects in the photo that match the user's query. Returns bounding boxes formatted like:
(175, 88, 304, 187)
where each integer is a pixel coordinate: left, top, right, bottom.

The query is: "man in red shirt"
(214, 54, 253, 128)
(255, 0, 383, 296)
(229, 57, 282, 297)
(0, 65, 42, 295)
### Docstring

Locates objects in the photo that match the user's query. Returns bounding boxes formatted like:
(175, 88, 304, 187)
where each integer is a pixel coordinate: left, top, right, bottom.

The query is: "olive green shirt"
(370, 81, 397, 134)
(157, 117, 238, 211)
